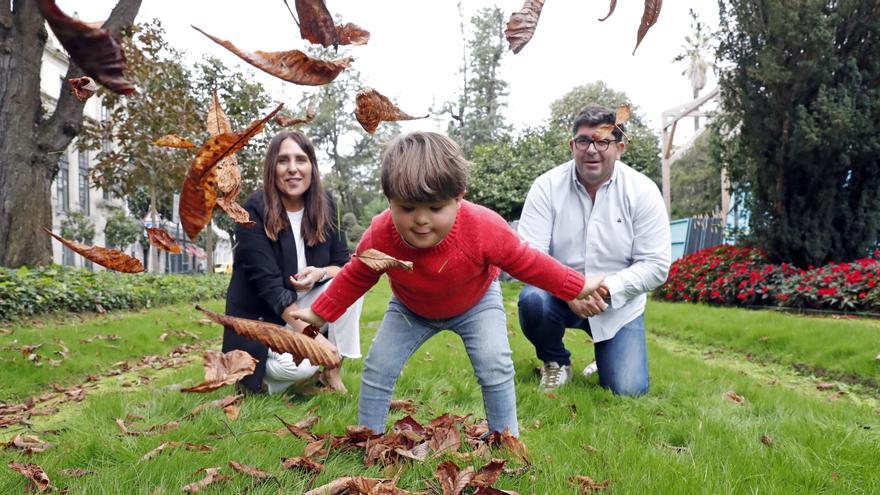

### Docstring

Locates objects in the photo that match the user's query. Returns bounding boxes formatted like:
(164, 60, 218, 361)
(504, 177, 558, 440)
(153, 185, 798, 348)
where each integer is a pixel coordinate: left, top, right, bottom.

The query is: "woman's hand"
(288, 307, 327, 328)
(290, 266, 326, 292)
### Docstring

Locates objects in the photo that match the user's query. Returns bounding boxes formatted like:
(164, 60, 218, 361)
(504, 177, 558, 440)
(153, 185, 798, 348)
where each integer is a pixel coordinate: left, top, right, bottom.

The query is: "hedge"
(654, 245, 880, 312)
(0, 266, 229, 322)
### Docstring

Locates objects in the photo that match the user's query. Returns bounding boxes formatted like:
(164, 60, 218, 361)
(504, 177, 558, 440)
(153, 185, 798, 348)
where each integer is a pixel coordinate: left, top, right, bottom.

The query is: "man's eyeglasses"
(573, 137, 619, 152)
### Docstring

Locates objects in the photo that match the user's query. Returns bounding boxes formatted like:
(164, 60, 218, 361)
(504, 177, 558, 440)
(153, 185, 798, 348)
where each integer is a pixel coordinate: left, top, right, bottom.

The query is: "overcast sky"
(57, 0, 721, 146)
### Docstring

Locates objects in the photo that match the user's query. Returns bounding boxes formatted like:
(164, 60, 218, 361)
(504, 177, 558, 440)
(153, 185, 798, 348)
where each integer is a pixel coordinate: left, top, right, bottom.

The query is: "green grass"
(1, 281, 878, 494)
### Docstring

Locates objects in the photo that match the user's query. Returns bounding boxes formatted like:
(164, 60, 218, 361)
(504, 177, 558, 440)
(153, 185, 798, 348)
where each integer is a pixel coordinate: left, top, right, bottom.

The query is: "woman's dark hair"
(261, 131, 330, 246)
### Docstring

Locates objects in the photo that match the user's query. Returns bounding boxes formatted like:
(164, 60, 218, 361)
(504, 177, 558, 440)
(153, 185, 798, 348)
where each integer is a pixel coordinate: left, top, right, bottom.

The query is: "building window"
(78, 152, 89, 215)
(57, 153, 69, 212)
(62, 245, 75, 266)
(102, 187, 110, 201)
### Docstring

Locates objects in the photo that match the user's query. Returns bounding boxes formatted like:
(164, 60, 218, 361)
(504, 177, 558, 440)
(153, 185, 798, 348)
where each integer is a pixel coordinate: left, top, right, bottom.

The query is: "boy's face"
(388, 195, 463, 249)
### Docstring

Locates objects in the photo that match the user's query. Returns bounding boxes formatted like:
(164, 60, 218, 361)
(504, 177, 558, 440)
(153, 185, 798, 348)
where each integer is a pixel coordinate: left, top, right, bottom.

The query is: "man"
(517, 104, 671, 394)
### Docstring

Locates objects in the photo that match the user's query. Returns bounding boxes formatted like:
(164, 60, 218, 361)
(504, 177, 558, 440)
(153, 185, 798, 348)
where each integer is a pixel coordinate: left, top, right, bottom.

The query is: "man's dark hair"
(571, 104, 625, 140)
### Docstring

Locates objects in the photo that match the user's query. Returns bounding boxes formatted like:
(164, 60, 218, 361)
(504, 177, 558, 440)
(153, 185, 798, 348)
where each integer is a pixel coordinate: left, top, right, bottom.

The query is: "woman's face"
(274, 138, 313, 210)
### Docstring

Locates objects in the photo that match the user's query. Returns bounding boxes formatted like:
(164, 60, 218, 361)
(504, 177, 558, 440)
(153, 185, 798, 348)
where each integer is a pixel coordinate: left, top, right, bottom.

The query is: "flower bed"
(0, 266, 229, 322)
(654, 245, 880, 312)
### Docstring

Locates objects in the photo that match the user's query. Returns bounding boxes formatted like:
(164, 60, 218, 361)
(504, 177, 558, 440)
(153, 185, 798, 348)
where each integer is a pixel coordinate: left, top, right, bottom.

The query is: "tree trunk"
(149, 182, 159, 273)
(205, 222, 214, 274)
(0, 0, 141, 268)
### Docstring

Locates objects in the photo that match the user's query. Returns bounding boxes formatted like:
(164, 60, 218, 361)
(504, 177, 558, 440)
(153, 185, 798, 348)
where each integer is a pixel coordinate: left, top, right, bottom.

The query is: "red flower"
(817, 287, 836, 297)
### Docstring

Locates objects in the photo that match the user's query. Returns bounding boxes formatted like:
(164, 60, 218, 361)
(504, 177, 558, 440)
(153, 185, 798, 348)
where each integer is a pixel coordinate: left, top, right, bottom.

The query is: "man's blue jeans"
(359, 281, 519, 435)
(518, 284, 649, 396)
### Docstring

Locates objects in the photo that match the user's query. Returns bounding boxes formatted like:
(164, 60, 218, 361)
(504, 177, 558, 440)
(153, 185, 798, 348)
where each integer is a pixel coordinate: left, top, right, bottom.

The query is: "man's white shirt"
(518, 160, 671, 342)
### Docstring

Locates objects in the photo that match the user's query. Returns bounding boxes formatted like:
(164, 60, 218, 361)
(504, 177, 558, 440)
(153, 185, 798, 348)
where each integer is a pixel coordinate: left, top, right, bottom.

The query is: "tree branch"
(37, 0, 142, 160)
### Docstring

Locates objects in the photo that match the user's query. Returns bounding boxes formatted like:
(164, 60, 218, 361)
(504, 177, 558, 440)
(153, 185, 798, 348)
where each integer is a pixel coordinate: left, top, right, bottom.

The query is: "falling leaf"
(336, 23, 370, 46)
(760, 435, 774, 447)
(43, 228, 144, 273)
(182, 467, 228, 493)
(7, 461, 50, 492)
(722, 390, 745, 404)
(633, 0, 662, 55)
(504, 0, 546, 54)
(5, 434, 51, 454)
(195, 305, 341, 368)
(216, 197, 255, 227)
(179, 104, 282, 240)
(152, 135, 196, 149)
(598, 0, 617, 21)
(389, 399, 418, 414)
(181, 350, 258, 393)
(35, 0, 135, 94)
(816, 382, 836, 391)
(354, 89, 427, 134)
(145, 228, 182, 254)
(590, 123, 618, 141)
(572, 475, 610, 493)
(206, 90, 233, 136)
(68, 76, 98, 101)
(281, 456, 324, 474)
(615, 104, 631, 125)
(275, 107, 317, 127)
(229, 460, 272, 479)
(353, 248, 414, 272)
(193, 26, 351, 86)
(295, 0, 338, 48)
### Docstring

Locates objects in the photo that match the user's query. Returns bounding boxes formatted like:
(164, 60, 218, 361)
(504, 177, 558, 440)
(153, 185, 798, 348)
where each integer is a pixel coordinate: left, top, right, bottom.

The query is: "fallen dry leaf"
(573, 475, 610, 493)
(44, 228, 144, 273)
(196, 305, 341, 368)
(633, 0, 662, 55)
(723, 390, 745, 404)
(354, 89, 427, 134)
(68, 76, 98, 101)
(182, 467, 228, 493)
(179, 103, 282, 240)
(486, 428, 529, 462)
(193, 26, 351, 86)
(336, 22, 370, 46)
(229, 460, 272, 479)
(598, 0, 617, 21)
(505, 0, 546, 54)
(185, 394, 244, 419)
(353, 248, 414, 272)
(275, 107, 317, 127)
(152, 135, 196, 149)
(181, 350, 258, 393)
(141, 441, 214, 461)
(7, 460, 50, 492)
(760, 434, 774, 447)
(146, 227, 182, 254)
(816, 382, 837, 391)
(35, 0, 135, 94)
(389, 399, 418, 414)
(5, 434, 51, 454)
(435, 461, 475, 495)
(281, 456, 324, 474)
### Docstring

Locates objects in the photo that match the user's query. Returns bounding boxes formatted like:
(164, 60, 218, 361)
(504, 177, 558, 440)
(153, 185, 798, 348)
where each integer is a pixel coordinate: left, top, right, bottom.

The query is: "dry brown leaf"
(353, 248, 414, 272)
(179, 103, 282, 240)
(181, 350, 258, 393)
(115, 418, 180, 436)
(146, 227, 182, 254)
(722, 390, 745, 404)
(598, 0, 617, 21)
(152, 135, 196, 149)
(504, 0, 546, 54)
(633, 0, 662, 55)
(196, 305, 341, 368)
(216, 197, 255, 227)
(336, 22, 371, 46)
(487, 428, 529, 462)
(35, 0, 135, 94)
(615, 104, 631, 125)
(303, 476, 355, 495)
(229, 460, 272, 479)
(573, 475, 610, 493)
(471, 459, 507, 488)
(816, 382, 836, 391)
(389, 399, 418, 414)
(43, 228, 144, 273)
(182, 467, 228, 493)
(5, 434, 51, 454)
(185, 394, 243, 419)
(68, 76, 98, 101)
(206, 90, 233, 136)
(7, 460, 50, 492)
(355, 89, 427, 134)
(760, 434, 774, 447)
(590, 123, 617, 141)
(435, 461, 475, 495)
(193, 26, 351, 86)
(275, 107, 317, 127)
(141, 441, 214, 462)
(281, 456, 324, 474)
(295, 0, 338, 48)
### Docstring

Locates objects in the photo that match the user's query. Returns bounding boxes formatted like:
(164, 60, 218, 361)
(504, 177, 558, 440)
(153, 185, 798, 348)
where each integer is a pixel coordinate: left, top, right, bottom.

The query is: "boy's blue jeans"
(358, 281, 518, 436)
(518, 284, 649, 396)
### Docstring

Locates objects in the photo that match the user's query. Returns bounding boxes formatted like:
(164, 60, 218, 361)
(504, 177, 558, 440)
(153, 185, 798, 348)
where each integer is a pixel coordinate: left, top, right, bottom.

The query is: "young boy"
(292, 131, 604, 436)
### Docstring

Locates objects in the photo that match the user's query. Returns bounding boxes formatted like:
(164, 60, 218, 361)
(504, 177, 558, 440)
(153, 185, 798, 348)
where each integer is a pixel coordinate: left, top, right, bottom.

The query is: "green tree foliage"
(670, 131, 721, 219)
(60, 211, 96, 243)
(446, 6, 511, 156)
(341, 212, 366, 251)
(548, 82, 662, 185)
(717, 0, 880, 266)
(103, 209, 142, 249)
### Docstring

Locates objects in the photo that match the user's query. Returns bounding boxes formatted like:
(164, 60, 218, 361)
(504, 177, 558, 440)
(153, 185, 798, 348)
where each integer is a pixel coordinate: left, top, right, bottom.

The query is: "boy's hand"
(576, 274, 605, 299)
(287, 307, 327, 328)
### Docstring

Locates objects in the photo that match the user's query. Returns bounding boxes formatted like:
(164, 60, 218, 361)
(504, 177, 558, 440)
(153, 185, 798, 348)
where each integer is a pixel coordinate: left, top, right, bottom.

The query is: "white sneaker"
(539, 362, 572, 392)
(582, 361, 598, 377)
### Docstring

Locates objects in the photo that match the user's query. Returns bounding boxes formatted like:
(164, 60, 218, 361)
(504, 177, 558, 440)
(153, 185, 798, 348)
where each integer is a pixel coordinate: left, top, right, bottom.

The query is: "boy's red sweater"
(311, 200, 586, 321)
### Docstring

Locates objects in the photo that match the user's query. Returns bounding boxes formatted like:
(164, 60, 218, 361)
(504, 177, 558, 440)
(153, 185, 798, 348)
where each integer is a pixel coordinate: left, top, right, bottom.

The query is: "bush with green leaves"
(103, 209, 142, 249)
(0, 266, 229, 322)
(60, 211, 96, 243)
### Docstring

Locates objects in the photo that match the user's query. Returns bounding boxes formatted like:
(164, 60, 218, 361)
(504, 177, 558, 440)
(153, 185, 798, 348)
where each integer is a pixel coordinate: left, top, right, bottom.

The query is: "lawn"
(1, 280, 878, 494)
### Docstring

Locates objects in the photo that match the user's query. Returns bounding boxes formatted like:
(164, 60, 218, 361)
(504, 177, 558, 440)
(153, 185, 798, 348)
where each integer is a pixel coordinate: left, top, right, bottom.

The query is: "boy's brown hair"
(380, 131, 468, 203)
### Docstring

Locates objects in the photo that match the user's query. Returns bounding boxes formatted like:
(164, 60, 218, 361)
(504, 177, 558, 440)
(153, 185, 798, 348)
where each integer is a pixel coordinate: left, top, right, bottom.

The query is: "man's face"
(388, 195, 463, 249)
(569, 124, 625, 188)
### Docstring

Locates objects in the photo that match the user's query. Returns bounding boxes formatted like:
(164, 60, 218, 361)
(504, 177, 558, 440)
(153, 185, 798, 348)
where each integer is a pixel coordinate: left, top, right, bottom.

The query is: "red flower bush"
(654, 245, 880, 312)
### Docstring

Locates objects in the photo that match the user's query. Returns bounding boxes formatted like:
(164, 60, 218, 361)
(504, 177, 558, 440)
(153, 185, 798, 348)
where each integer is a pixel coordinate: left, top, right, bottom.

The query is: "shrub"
(654, 245, 880, 312)
(0, 266, 229, 322)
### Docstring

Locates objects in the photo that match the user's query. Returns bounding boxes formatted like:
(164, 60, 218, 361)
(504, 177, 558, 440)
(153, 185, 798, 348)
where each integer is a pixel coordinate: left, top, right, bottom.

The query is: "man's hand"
(289, 266, 326, 292)
(567, 291, 608, 318)
(287, 306, 327, 328)
(576, 274, 605, 299)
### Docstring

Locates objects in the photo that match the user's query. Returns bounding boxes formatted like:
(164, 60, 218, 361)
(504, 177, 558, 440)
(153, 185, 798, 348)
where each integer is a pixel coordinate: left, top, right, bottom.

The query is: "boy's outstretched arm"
(288, 307, 327, 328)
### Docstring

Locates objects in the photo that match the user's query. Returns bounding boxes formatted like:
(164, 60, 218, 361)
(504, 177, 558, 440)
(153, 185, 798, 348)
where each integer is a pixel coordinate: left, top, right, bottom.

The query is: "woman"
(222, 130, 363, 394)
